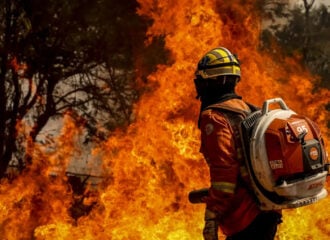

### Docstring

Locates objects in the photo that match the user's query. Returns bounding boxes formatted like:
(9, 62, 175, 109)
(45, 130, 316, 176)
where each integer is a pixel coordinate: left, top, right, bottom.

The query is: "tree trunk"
(302, 0, 315, 60)
(25, 79, 56, 165)
(0, 0, 13, 178)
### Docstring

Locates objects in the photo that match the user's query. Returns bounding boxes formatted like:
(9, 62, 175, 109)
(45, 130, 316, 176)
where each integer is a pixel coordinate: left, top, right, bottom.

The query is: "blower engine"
(242, 98, 328, 210)
(189, 98, 329, 210)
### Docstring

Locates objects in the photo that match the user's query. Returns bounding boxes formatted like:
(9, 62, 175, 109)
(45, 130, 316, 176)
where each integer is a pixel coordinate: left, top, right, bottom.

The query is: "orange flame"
(0, 0, 329, 239)
(10, 57, 27, 76)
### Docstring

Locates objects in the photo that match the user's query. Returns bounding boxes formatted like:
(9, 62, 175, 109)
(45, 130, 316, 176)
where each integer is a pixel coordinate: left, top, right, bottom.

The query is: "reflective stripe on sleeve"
(211, 181, 236, 194)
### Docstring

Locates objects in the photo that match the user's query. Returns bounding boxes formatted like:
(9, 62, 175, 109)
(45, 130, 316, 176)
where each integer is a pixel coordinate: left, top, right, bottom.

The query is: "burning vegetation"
(0, 0, 329, 239)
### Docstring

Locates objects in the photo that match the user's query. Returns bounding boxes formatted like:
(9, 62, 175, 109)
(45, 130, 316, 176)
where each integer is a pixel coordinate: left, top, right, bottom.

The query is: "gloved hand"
(203, 209, 219, 240)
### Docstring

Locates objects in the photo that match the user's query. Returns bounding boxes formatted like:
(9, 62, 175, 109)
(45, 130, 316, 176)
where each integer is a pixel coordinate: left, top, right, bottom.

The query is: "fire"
(0, 0, 329, 239)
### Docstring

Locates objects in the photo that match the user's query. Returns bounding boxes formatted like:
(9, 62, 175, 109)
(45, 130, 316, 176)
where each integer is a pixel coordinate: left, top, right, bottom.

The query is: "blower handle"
(262, 98, 290, 115)
(188, 188, 209, 204)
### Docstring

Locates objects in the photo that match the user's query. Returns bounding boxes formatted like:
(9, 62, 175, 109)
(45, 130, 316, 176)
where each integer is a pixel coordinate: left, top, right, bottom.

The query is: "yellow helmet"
(195, 47, 240, 79)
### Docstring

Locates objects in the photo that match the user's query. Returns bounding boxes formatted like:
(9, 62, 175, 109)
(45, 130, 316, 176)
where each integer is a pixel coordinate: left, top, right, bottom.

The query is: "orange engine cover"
(265, 115, 323, 183)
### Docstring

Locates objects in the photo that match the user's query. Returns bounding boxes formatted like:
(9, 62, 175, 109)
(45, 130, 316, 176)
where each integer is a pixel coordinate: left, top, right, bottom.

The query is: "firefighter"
(194, 47, 282, 240)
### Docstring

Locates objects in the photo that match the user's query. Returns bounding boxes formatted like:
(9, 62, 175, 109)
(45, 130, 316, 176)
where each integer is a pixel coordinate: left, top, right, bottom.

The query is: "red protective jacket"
(199, 98, 261, 236)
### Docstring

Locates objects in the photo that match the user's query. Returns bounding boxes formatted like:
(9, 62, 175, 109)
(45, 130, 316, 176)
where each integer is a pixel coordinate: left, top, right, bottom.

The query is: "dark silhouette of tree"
(0, 0, 168, 178)
(257, 0, 290, 21)
(301, 0, 315, 59)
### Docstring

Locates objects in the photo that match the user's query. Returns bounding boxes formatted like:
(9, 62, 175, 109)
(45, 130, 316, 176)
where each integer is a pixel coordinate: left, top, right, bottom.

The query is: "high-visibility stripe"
(210, 50, 224, 60)
(211, 181, 236, 193)
(220, 47, 234, 61)
(202, 66, 240, 78)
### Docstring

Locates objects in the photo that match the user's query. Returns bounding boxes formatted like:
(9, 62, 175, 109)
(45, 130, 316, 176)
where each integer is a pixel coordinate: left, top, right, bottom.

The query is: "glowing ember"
(0, 0, 329, 239)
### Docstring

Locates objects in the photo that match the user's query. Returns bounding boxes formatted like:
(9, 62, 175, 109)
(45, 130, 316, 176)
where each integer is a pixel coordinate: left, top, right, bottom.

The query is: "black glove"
(203, 209, 219, 240)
